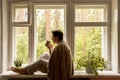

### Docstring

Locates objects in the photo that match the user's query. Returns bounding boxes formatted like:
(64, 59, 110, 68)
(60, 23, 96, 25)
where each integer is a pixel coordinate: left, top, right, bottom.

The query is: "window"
(10, 4, 66, 65)
(73, 5, 110, 70)
(9, 1, 111, 71)
(74, 27, 108, 70)
(75, 5, 107, 22)
(34, 5, 66, 60)
(12, 27, 29, 64)
(11, 4, 29, 23)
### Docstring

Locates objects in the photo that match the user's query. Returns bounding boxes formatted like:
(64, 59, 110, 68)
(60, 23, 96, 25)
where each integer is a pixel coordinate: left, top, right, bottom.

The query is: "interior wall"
(118, 0, 120, 73)
(111, 0, 118, 73)
(0, 0, 3, 73)
(2, 0, 8, 72)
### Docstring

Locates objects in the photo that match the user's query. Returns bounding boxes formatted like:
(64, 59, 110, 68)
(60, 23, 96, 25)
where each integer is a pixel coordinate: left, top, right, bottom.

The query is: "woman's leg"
(23, 59, 48, 74)
(11, 59, 48, 75)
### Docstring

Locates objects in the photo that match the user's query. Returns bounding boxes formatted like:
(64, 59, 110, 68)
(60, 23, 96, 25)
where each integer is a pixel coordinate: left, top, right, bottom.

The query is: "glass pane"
(34, 5, 65, 60)
(75, 5, 107, 22)
(13, 27, 29, 64)
(12, 4, 28, 22)
(74, 27, 107, 70)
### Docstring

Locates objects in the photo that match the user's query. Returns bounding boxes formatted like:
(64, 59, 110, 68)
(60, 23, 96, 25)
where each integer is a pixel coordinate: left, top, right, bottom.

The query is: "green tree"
(16, 28, 28, 64)
(75, 27, 102, 70)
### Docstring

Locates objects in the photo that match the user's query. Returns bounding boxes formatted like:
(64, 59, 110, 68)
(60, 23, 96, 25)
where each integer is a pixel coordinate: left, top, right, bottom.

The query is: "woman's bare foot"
(11, 67, 28, 74)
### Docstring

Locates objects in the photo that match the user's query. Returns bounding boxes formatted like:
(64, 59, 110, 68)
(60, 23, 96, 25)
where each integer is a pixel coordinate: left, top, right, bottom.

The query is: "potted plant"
(77, 53, 108, 76)
(14, 57, 23, 67)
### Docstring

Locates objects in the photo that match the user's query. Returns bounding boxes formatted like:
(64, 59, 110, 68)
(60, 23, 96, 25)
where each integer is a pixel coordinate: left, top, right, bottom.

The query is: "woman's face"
(52, 35, 58, 44)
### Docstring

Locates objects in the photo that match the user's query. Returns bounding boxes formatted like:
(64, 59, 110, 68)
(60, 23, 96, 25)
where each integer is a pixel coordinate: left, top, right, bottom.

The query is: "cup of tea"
(45, 41, 51, 47)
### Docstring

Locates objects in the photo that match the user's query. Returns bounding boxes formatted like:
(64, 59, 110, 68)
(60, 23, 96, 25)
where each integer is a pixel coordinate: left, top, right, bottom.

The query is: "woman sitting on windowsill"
(11, 40, 52, 75)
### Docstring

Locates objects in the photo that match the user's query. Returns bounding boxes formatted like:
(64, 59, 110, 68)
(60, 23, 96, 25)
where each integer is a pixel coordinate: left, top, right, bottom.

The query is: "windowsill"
(74, 70, 120, 77)
(0, 71, 120, 80)
(0, 70, 120, 78)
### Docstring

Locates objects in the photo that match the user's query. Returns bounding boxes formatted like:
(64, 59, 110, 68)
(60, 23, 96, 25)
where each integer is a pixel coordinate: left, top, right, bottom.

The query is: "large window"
(10, 4, 66, 65)
(9, 1, 111, 70)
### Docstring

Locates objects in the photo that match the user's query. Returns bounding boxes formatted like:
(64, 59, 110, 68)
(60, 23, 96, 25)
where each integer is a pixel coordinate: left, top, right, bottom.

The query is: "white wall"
(118, 0, 120, 73)
(2, 0, 8, 72)
(111, 0, 118, 73)
(0, 0, 2, 73)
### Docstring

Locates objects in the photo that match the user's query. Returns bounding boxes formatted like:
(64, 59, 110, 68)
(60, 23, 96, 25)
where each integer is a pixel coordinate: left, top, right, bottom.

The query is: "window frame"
(71, 3, 111, 70)
(10, 2, 30, 25)
(12, 26, 30, 65)
(8, 0, 112, 71)
(34, 4, 67, 60)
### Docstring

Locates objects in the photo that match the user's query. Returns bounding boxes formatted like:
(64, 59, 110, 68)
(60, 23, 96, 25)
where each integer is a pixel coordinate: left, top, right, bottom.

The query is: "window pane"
(34, 5, 65, 60)
(74, 27, 107, 70)
(75, 5, 107, 22)
(12, 4, 28, 22)
(13, 27, 29, 64)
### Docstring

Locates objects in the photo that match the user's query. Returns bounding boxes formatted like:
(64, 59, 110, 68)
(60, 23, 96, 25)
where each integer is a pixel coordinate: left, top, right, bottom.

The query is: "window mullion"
(70, 3, 75, 57)
(28, 26, 34, 63)
(28, 2, 34, 63)
(74, 22, 109, 27)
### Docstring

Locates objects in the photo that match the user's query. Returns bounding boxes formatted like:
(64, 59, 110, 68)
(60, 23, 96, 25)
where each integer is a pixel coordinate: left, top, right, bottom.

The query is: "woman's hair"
(51, 30, 63, 41)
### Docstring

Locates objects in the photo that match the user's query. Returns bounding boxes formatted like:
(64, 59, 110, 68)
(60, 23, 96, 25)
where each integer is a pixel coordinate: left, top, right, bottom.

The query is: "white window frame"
(71, 3, 111, 66)
(12, 26, 30, 65)
(8, 2, 32, 68)
(34, 4, 67, 60)
(8, 0, 112, 71)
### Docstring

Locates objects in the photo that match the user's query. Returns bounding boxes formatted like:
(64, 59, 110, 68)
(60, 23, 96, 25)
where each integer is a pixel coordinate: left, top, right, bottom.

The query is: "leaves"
(14, 57, 23, 67)
(77, 53, 108, 76)
(74, 27, 103, 70)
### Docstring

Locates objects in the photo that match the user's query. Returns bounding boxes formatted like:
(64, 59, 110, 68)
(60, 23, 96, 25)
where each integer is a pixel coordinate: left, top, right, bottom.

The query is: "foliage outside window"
(74, 5, 109, 70)
(13, 27, 28, 64)
(74, 27, 106, 70)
